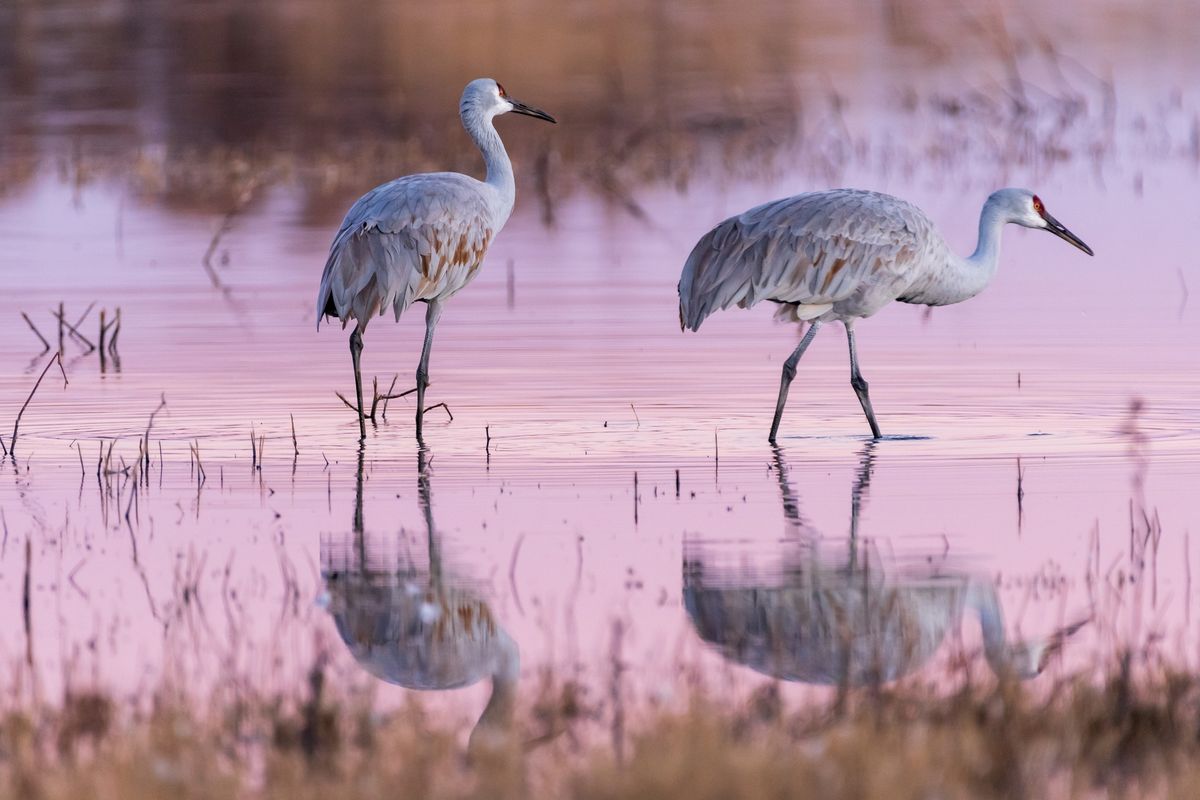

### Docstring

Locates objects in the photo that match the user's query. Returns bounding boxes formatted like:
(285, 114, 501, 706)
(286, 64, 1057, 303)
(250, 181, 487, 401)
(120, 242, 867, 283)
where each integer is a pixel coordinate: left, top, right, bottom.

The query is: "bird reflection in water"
(322, 447, 519, 752)
(684, 445, 1087, 687)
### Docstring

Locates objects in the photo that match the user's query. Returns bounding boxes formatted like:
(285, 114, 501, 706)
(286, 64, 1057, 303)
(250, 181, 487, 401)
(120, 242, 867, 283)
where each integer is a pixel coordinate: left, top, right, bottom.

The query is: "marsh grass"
(5, 655, 1200, 799)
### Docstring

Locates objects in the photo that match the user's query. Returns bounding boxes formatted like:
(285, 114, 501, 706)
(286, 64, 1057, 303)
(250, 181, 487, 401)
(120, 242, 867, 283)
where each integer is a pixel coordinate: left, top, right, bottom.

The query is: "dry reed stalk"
(6, 351, 68, 457)
(20, 312, 50, 352)
(51, 306, 96, 352)
(143, 394, 166, 475)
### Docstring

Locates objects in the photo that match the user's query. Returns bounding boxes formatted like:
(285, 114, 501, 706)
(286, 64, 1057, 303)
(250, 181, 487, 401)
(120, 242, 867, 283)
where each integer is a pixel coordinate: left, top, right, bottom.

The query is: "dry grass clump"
(5, 658, 1200, 799)
(577, 668, 1200, 800)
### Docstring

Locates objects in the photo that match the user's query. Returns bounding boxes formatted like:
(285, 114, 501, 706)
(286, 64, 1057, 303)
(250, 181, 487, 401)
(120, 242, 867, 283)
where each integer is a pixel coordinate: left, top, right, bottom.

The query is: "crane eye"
(1032, 195, 1045, 216)
(496, 82, 507, 98)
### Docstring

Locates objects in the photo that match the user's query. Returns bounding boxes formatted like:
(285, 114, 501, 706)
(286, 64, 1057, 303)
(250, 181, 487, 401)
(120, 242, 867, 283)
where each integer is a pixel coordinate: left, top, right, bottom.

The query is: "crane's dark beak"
(508, 99, 556, 124)
(1042, 211, 1093, 256)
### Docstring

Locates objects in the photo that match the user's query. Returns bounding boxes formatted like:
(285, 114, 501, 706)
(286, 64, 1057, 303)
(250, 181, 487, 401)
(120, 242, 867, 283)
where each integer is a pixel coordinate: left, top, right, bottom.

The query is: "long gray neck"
(904, 199, 1007, 307)
(461, 104, 515, 207)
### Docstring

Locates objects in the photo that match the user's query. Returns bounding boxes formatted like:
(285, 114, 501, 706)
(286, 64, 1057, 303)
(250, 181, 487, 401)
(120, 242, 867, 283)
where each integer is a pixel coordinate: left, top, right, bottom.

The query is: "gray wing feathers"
(678, 190, 932, 331)
(317, 175, 495, 329)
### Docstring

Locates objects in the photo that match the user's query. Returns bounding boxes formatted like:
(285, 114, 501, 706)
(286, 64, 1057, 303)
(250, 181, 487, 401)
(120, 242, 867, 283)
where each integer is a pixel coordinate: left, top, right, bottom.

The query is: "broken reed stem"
(143, 393, 166, 476)
(423, 402, 453, 421)
(337, 382, 415, 421)
(630, 402, 640, 427)
(51, 307, 96, 352)
(250, 426, 258, 468)
(8, 352, 68, 457)
(191, 440, 206, 483)
(107, 308, 122, 354)
(290, 414, 299, 456)
(20, 312, 50, 352)
(72, 440, 85, 476)
(70, 301, 96, 336)
(380, 375, 399, 420)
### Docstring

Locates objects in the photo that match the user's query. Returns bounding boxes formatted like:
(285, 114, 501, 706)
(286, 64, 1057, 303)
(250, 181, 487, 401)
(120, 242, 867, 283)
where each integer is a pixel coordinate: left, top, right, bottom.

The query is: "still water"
(0, 0, 1198, 738)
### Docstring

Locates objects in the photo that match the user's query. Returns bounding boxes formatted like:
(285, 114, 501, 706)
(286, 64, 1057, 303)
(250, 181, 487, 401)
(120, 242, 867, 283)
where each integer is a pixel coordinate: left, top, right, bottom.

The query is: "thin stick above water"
(143, 394, 167, 475)
(51, 306, 96, 352)
(7, 352, 68, 457)
(20, 312, 50, 352)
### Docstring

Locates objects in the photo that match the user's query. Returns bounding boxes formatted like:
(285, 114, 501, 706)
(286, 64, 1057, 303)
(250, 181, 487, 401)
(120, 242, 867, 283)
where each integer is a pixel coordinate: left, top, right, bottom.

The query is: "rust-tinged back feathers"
(678, 189, 940, 330)
(317, 173, 499, 332)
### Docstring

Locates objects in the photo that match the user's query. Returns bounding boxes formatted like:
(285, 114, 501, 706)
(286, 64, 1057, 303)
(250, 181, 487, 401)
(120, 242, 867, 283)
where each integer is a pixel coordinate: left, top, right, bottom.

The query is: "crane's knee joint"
(416, 368, 429, 388)
(781, 361, 798, 382)
(851, 375, 869, 393)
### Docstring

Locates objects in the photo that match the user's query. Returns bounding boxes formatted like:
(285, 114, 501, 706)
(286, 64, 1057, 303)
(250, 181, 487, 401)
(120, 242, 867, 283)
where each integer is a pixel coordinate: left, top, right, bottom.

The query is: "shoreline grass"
(5, 654, 1200, 799)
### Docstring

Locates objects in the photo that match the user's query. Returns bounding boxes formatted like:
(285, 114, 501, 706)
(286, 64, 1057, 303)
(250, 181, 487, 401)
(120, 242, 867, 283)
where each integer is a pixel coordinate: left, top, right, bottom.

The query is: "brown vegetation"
(5, 657, 1200, 799)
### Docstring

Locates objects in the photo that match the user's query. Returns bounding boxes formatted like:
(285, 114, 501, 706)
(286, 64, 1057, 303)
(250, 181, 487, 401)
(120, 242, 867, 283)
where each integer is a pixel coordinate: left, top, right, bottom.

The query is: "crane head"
(462, 78, 557, 124)
(995, 188, 1093, 256)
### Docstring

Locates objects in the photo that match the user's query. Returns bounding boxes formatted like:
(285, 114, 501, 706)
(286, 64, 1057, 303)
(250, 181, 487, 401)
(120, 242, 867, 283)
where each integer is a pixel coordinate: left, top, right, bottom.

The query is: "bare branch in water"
(7, 352, 68, 457)
(334, 392, 359, 414)
(423, 402, 453, 421)
(143, 394, 167, 475)
(20, 312, 51, 352)
(51, 306, 96, 352)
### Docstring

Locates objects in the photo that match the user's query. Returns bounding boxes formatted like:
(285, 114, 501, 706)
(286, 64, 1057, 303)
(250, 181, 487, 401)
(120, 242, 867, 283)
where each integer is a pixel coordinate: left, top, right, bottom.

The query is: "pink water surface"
(0, 4, 1198, 735)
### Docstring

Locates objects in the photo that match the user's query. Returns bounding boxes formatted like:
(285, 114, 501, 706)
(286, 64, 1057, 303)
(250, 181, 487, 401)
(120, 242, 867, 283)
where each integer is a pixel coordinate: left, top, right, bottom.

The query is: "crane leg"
(350, 324, 366, 441)
(415, 300, 445, 439)
(768, 321, 822, 444)
(846, 324, 882, 439)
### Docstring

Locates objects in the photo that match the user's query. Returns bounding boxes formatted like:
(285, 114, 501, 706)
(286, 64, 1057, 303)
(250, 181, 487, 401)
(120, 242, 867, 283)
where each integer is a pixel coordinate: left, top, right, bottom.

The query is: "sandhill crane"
(322, 448, 519, 753)
(318, 78, 555, 440)
(678, 189, 1093, 442)
(683, 446, 1087, 684)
